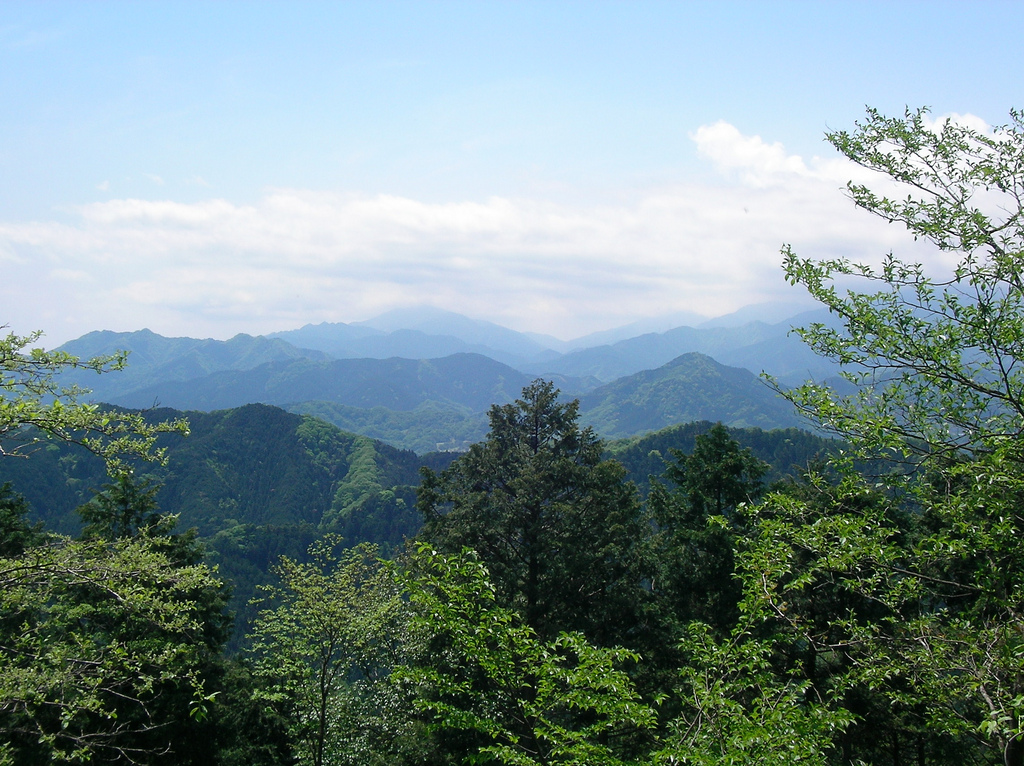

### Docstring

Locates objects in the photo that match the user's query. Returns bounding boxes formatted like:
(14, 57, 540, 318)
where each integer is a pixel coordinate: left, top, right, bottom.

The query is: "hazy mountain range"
(55, 302, 836, 451)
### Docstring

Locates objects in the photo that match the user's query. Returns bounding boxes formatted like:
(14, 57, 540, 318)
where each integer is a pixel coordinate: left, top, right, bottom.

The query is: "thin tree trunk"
(1005, 734, 1023, 766)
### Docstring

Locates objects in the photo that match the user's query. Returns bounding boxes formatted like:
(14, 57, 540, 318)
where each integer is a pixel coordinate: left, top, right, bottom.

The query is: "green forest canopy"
(3, 106, 1024, 765)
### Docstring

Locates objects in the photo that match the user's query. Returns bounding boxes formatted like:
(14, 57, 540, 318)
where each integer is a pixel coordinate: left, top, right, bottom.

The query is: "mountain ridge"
(49, 302, 832, 451)
(579, 352, 805, 438)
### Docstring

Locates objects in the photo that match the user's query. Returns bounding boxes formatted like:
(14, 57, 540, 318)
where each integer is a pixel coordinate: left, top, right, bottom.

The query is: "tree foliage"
(689, 106, 1024, 766)
(419, 380, 652, 648)
(246, 537, 420, 766)
(0, 328, 188, 473)
(0, 328, 248, 764)
(0, 532, 225, 764)
(649, 423, 768, 635)
(79, 473, 174, 541)
(778, 107, 1024, 460)
(402, 544, 656, 766)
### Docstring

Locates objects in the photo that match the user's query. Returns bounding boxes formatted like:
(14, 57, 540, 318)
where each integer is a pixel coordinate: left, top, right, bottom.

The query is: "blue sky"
(2, 1, 1022, 344)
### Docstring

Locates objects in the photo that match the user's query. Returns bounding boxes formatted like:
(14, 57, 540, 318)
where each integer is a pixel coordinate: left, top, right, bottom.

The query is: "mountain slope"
(56, 329, 330, 403)
(287, 400, 490, 454)
(112, 353, 540, 412)
(356, 306, 552, 358)
(43, 307, 837, 453)
(0, 403, 461, 639)
(578, 352, 804, 438)
(270, 307, 558, 365)
(0, 404, 429, 537)
(523, 309, 839, 384)
(606, 421, 839, 493)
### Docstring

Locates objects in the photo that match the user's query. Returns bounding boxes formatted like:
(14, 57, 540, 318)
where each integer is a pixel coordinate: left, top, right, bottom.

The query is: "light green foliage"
(246, 537, 418, 766)
(890, 447, 1024, 759)
(289, 400, 488, 454)
(0, 327, 188, 473)
(0, 533, 224, 765)
(659, 626, 852, 766)
(732, 459, 1024, 763)
(656, 476, 869, 765)
(0, 329, 225, 764)
(402, 544, 656, 766)
(729, 106, 1024, 765)
(778, 107, 1024, 460)
(328, 436, 385, 523)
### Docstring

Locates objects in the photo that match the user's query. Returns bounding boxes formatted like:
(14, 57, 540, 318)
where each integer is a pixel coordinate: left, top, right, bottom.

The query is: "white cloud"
(1, 121, 938, 344)
(922, 111, 993, 136)
(691, 121, 811, 184)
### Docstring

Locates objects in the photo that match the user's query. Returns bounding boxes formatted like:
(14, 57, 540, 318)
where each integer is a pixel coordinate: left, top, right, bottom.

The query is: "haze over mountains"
(56, 302, 833, 451)
(23, 302, 843, 632)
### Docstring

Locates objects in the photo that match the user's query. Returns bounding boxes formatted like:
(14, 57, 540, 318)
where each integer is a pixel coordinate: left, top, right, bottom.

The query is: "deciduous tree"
(0, 327, 227, 764)
(778, 107, 1024, 461)
(1, 327, 188, 473)
(689, 107, 1024, 765)
(246, 537, 420, 766)
(402, 544, 656, 766)
(0, 533, 225, 764)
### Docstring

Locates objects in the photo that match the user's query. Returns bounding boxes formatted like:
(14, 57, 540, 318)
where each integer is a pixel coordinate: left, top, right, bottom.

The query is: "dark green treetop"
(648, 423, 768, 637)
(418, 380, 652, 648)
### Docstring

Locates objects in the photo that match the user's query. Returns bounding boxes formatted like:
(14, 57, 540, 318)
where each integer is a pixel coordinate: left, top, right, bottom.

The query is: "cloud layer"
(2, 121, 932, 344)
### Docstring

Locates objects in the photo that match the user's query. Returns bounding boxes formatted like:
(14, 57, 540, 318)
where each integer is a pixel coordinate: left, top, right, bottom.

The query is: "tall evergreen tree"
(0, 482, 44, 557)
(79, 473, 169, 541)
(649, 423, 767, 634)
(418, 380, 652, 649)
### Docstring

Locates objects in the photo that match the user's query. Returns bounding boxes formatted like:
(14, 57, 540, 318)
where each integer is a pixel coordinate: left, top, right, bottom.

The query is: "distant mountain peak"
(698, 300, 819, 329)
(355, 305, 469, 331)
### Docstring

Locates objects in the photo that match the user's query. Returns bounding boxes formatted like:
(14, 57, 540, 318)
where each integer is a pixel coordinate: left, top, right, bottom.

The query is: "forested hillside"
(579, 351, 805, 436)
(0, 403, 459, 637)
(109, 353, 541, 412)
(5, 107, 1023, 766)
(608, 420, 839, 492)
(54, 327, 812, 450)
(287, 399, 490, 453)
(0, 400, 828, 635)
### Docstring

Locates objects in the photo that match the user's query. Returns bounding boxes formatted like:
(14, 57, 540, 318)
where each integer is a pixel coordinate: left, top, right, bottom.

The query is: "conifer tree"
(418, 380, 652, 649)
